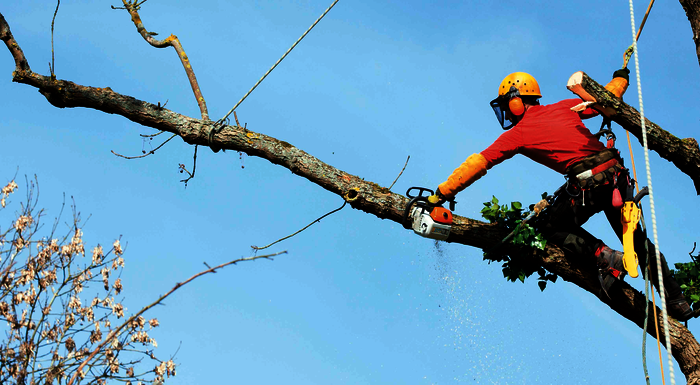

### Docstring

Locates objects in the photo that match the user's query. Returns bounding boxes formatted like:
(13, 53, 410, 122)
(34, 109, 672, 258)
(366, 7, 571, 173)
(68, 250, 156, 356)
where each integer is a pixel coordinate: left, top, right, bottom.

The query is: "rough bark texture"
(2, 11, 700, 384)
(680, 0, 700, 69)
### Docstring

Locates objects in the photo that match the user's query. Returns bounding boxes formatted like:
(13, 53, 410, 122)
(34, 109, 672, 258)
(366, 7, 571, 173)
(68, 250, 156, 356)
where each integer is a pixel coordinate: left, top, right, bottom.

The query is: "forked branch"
(120, 0, 209, 120)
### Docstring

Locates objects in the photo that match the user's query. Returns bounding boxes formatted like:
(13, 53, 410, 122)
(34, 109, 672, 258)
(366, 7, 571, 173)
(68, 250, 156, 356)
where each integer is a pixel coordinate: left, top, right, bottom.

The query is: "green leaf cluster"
(671, 255, 700, 308)
(481, 195, 557, 291)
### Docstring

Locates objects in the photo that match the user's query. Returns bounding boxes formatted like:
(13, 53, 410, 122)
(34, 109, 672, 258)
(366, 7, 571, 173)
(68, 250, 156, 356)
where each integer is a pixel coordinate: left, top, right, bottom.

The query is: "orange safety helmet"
(490, 72, 541, 130)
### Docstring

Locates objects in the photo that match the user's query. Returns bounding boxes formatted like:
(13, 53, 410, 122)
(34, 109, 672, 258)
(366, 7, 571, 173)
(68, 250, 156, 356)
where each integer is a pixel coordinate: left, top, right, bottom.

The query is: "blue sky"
(2, 0, 700, 384)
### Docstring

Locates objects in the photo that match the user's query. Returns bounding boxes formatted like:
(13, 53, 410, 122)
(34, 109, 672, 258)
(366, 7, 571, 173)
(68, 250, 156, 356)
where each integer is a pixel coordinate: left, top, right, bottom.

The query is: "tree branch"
(679, 0, 700, 69)
(567, 71, 700, 194)
(120, 0, 209, 120)
(0, 13, 30, 73)
(68, 251, 285, 385)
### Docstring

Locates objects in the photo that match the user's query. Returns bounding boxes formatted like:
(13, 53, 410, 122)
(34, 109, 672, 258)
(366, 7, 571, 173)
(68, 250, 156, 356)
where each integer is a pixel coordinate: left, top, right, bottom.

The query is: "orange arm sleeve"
(438, 153, 488, 199)
(605, 77, 629, 98)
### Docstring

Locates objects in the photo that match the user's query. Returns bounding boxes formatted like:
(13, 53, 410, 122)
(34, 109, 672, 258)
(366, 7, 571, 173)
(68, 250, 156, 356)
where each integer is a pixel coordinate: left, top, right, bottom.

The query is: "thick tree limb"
(2, 12, 700, 383)
(680, 0, 700, 69)
(567, 71, 700, 194)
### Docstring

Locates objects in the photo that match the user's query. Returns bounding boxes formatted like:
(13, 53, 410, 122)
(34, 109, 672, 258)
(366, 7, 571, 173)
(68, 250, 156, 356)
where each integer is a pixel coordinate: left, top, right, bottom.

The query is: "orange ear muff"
(508, 97, 525, 116)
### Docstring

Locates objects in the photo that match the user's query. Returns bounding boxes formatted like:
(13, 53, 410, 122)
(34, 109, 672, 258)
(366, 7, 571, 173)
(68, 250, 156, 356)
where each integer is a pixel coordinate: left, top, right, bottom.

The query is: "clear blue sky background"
(2, 1, 700, 384)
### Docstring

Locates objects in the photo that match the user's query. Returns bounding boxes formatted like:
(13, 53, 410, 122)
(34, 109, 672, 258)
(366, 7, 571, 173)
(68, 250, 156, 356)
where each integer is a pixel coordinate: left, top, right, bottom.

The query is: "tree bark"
(2, 11, 700, 384)
(680, 0, 700, 69)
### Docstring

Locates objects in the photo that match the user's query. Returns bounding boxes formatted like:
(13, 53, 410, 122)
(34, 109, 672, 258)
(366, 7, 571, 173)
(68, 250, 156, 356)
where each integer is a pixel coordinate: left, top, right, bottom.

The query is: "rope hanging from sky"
(626, 1, 675, 384)
(218, 0, 340, 125)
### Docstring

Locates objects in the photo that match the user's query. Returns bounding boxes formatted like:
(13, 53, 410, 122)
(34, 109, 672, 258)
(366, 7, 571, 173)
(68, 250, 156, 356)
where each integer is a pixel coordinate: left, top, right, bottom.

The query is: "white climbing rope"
(627, 1, 675, 384)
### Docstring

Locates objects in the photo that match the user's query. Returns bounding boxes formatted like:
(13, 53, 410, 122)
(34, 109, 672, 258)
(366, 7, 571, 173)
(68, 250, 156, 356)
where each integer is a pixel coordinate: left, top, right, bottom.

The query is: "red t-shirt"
(480, 99, 605, 174)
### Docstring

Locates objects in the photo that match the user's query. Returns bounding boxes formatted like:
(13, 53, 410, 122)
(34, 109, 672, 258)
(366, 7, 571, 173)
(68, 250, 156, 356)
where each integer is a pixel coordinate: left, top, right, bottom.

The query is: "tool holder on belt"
(566, 148, 625, 191)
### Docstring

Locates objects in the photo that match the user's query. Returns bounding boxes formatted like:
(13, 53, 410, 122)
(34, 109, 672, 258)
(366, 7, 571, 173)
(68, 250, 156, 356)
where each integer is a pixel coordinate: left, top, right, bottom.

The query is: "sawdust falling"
(427, 240, 523, 383)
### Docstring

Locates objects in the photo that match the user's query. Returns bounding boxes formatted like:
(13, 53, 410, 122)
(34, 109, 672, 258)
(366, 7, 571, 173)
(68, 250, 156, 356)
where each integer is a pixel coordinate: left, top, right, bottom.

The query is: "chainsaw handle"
(633, 186, 649, 204)
(405, 187, 457, 211)
(406, 187, 434, 199)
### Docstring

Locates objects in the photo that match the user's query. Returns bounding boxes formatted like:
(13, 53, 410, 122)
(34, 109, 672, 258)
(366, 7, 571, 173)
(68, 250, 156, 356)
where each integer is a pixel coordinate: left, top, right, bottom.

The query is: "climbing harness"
(564, 148, 626, 208)
(594, 118, 616, 149)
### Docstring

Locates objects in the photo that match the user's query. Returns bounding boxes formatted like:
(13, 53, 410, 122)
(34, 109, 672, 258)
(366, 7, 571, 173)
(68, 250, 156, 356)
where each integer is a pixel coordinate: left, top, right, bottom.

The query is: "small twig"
(68, 251, 285, 385)
(111, 133, 177, 159)
(234, 111, 240, 127)
(178, 145, 198, 186)
(689, 242, 698, 263)
(139, 130, 165, 138)
(49, 0, 60, 79)
(252, 201, 346, 251)
(178, 164, 192, 177)
(388, 155, 410, 191)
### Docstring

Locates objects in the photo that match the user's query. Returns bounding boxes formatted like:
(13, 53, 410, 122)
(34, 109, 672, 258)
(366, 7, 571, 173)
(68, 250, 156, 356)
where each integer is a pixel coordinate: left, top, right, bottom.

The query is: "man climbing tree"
(432, 70, 700, 322)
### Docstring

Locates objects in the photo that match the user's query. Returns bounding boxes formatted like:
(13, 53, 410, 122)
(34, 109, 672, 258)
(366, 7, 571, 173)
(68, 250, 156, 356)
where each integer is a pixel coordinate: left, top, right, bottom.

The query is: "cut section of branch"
(567, 71, 700, 194)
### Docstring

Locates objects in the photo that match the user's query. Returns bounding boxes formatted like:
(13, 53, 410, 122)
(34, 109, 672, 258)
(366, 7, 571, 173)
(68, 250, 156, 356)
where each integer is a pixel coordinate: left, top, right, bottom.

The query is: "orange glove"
(438, 153, 488, 199)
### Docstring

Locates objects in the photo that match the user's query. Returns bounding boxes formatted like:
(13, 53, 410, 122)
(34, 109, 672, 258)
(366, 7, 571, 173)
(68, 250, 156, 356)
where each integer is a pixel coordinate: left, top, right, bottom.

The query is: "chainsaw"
(403, 187, 455, 241)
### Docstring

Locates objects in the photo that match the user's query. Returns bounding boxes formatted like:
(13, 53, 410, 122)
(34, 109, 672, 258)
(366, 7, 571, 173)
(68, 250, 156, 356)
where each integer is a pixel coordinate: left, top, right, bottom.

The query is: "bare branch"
(110, 133, 177, 160)
(0, 178, 179, 384)
(178, 145, 198, 186)
(0, 13, 31, 73)
(120, 0, 209, 120)
(388, 155, 410, 191)
(252, 202, 346, 251)
(68, 251, 286, 385)
(139, 130, 165, 139)
(49, 0, 60, 78)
